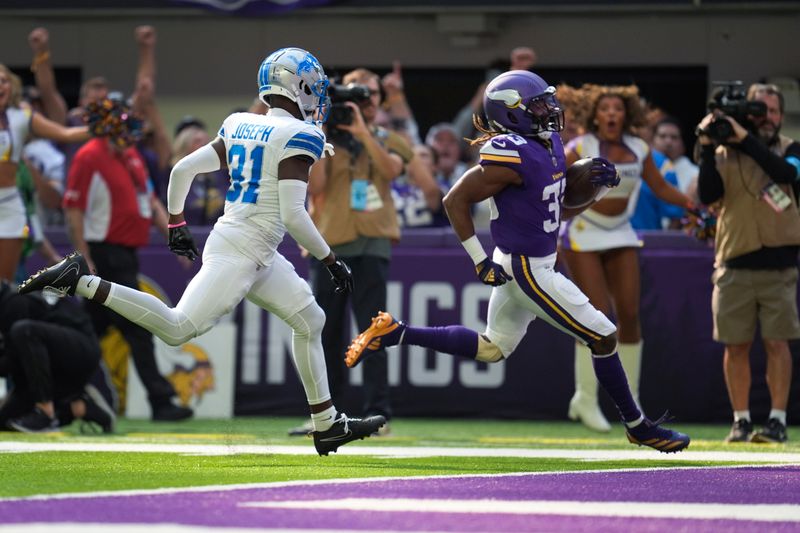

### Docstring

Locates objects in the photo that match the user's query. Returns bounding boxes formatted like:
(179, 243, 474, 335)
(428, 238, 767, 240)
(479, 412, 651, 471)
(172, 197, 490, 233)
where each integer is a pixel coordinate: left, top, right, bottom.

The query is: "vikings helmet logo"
(487, 89, 523, 109)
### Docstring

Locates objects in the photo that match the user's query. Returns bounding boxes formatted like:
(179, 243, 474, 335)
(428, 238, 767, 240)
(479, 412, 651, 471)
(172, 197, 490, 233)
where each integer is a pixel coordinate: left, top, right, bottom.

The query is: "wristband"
(461, 235, 488, 266)
(167, 221, 187, 229)
(30, 51, 50, 73)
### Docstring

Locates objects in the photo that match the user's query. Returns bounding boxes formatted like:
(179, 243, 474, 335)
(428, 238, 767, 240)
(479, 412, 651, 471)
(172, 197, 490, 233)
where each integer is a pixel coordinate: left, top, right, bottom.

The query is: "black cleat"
(313, 413, 386, 456)
(80, 385, 116, 434)
(152, 403, 194, 422)
(626, 411, 690, 453)
(8, 407, 59, 433)
(18, 252, 89, 297)
(725, 419, 754, 443)
(750, 418, 788, 443)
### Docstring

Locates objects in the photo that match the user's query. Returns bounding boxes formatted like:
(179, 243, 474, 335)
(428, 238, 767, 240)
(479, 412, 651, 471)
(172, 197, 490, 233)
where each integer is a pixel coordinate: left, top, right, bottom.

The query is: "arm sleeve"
(167, 143, 222, 215)
(697, 144, 725, 205)
(278, 179, 331, 261)
(739, 135, 800, 184)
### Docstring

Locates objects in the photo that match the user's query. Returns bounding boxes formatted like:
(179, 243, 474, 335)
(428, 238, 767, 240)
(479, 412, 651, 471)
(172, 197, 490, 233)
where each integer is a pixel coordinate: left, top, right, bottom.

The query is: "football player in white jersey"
(19, 47, 386, 455)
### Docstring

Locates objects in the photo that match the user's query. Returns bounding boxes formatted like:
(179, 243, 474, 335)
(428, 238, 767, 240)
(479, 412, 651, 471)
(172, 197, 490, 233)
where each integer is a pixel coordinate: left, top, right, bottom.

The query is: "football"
(562, 157, 599, 209)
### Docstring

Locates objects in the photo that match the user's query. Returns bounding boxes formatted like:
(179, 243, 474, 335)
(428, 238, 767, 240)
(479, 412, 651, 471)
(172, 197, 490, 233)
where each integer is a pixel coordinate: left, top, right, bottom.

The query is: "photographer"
(300, 68, 413, 436)
(0, 283, 114, 433)
(696, 83, 800, 443)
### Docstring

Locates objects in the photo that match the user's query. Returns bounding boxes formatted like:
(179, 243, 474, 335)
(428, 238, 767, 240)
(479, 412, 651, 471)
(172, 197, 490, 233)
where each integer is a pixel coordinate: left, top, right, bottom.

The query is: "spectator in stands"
(426, 122, 489, 227)
(21, 86, 67, 226)
(377, 61, 421, 146)
(170, 123, 227, 225)
(426, 122, 469, 189)
(631, 148, 685, 230)
(62, 95, 192, 422)
(0, 65, 89, 283)
(300, 67, 413, 436)
(27, 27, 68, 126)
(131, 26, 173, 200)
(652, 116, 699, 195)
(562, 84, 693, 432)
(392, 144, 447, 228)
(696, 83, 800, 443)
(0, 283, 114, 434)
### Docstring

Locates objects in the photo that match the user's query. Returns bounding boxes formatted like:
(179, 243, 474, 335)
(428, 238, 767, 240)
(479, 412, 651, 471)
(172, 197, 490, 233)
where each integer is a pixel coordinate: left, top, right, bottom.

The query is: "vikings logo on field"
(169, 344, 215, 407)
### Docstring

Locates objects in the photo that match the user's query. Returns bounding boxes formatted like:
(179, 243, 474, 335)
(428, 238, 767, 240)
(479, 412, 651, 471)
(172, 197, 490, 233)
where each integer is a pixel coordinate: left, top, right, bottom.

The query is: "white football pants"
(96, 230, 331, 404)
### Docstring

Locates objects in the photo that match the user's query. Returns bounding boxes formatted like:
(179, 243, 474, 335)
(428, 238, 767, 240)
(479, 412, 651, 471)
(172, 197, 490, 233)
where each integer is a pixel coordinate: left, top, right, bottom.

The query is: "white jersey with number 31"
(212, 108, 325, 264)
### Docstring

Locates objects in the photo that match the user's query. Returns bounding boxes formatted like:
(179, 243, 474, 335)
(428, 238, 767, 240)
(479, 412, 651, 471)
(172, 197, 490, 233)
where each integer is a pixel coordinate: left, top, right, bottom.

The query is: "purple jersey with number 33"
(478, 133, 567, 258)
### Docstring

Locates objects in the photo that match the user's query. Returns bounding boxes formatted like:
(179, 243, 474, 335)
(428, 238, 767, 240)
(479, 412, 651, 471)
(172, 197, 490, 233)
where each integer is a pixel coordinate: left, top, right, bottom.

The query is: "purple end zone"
(0, 466, 798, 531)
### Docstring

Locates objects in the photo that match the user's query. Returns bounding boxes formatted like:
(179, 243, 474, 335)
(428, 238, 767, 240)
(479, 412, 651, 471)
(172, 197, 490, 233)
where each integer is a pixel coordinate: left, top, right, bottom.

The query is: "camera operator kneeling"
(696, 83, 800, 444)
(0, 283, 115, 433)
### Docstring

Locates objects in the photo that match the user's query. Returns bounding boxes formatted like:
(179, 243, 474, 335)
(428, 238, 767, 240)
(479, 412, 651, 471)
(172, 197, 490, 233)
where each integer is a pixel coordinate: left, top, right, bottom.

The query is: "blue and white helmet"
(257, 47, 330, 125)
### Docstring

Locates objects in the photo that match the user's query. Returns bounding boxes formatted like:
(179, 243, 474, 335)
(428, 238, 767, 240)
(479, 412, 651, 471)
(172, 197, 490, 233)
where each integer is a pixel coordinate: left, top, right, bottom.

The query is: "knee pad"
(291, 303, 326, 337)
(475, 334, 505, 363)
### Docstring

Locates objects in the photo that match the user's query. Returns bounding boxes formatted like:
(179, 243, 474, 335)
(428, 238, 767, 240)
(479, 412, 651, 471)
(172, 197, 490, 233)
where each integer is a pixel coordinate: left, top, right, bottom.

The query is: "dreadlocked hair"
(468, 112, 503, 146)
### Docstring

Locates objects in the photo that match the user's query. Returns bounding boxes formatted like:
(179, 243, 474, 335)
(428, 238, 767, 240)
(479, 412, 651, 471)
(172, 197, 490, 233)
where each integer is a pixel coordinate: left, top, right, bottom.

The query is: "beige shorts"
(712, 266, 800, 344)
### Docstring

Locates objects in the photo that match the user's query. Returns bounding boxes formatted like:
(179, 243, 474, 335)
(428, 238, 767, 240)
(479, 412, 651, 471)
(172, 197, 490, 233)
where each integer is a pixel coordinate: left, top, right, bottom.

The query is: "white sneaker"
(568, 393, 611, 433)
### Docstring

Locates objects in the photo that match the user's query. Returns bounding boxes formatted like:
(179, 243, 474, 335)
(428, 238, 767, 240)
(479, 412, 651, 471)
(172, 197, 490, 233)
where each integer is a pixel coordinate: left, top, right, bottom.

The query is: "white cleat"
(568, 393, 612, 433)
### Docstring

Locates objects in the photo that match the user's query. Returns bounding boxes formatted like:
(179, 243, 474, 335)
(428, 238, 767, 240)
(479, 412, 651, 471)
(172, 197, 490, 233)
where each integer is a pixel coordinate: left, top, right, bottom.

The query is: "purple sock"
(402, 325, 479, 359)
(592, 352, 642, 424)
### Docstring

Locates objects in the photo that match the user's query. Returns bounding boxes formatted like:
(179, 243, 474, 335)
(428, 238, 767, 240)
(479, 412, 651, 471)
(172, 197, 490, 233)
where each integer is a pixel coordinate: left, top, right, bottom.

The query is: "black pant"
(311, 255, 391, 420)
(0, 320, 99, 427)
(86, 242, 176, 408)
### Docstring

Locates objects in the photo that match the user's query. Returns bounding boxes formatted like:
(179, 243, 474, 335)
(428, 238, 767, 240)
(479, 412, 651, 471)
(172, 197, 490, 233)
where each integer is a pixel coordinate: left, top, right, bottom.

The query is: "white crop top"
(0, 107, 33, 164)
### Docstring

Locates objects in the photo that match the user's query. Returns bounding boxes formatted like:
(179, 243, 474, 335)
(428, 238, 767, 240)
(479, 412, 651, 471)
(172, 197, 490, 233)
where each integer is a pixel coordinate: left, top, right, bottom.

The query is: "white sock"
(75, 275, 101, 299)
(311, 406, 337, 432)
(734, 410, 751, 423)
(624, 415, 645, 429)
(769, 409, 787, 426)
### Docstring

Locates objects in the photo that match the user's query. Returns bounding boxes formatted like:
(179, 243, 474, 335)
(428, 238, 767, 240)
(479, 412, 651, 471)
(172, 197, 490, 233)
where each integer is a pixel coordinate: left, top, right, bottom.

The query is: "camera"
(704, 81, 767, 142)
(327, 83, 372, 127)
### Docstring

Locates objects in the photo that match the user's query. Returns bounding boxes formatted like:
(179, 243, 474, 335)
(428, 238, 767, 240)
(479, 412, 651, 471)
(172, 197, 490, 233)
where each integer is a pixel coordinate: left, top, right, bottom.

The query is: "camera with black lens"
(704, 81, 767, 143)
(327, 83, 371, 128)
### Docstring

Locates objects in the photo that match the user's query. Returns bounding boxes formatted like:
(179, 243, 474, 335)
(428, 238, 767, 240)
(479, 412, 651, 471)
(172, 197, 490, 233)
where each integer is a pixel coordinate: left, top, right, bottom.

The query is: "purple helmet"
(483, 70, 564, 136)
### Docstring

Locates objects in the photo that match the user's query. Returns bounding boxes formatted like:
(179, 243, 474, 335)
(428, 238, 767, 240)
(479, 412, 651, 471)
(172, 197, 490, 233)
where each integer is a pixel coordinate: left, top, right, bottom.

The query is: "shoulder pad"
(479, 134, 524, 165)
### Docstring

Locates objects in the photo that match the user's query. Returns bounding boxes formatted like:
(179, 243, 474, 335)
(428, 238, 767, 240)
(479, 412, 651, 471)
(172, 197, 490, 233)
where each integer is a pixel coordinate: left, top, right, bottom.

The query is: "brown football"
(562, 157, 599, 209)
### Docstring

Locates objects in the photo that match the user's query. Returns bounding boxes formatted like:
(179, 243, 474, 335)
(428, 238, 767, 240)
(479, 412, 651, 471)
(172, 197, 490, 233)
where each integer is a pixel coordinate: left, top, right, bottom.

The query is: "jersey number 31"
(227, 143, 263, 204)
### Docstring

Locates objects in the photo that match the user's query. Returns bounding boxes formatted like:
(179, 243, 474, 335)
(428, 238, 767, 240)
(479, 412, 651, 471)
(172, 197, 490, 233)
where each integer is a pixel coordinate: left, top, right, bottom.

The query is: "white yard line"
(1, 440, 799, 463)
(241, 498, 800, 522)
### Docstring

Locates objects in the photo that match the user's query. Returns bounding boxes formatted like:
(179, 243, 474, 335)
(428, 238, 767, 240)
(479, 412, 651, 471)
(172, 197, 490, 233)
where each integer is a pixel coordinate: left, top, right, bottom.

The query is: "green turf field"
(0, 417, 796, 498)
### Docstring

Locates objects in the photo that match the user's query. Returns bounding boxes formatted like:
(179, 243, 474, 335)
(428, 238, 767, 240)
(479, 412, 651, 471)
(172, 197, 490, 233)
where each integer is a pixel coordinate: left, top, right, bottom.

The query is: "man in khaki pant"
(697, 83, 800, 443)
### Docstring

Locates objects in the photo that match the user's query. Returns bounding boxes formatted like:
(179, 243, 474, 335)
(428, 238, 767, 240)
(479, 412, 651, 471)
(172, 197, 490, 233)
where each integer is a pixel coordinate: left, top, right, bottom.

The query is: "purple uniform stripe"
(511, 255, 603, 343)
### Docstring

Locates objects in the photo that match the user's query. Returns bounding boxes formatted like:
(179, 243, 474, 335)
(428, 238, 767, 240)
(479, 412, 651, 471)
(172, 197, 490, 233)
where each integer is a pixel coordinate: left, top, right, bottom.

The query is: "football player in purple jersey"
(345, 70, 690, 453)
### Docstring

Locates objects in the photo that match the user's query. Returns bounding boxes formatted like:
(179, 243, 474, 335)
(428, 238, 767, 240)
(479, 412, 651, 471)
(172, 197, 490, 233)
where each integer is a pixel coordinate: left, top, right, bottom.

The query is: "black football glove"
(168, 224, 200, 261)
(475, 258, 512, 286)
(589, 157, 620, 188)
(326, 259, 354, 294)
